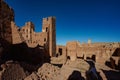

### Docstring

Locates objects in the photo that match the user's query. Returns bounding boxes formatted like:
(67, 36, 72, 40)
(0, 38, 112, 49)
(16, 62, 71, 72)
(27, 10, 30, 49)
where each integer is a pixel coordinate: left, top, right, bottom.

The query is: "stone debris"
(24, 72, 39, 80)
(0, 61, 26, 80)
(37, 63, 60, 80)
(24, 59, 120, 80)
(25, 60, 90, 80)
(24, 63, 60, 80)
(0, 59, 119, 80)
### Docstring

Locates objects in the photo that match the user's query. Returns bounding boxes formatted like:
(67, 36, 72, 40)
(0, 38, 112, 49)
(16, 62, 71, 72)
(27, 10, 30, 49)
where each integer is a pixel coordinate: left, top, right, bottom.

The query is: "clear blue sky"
(5, 0, 120, 45)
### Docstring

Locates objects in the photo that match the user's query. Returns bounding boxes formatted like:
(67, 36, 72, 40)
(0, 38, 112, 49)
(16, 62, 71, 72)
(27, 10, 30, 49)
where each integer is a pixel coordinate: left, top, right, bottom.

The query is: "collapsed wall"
(0, 0, 14, 43)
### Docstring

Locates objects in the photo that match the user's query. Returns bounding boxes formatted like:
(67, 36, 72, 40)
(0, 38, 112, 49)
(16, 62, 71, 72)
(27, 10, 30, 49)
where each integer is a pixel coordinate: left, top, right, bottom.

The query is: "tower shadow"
(102, 69, 120, 80)
(86, 60, 103, 80)
(68, 70, 85, 80)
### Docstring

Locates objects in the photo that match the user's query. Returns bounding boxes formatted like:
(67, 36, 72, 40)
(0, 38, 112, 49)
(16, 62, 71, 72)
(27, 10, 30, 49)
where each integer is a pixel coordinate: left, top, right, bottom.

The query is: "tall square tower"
(42, 17, 56, 57)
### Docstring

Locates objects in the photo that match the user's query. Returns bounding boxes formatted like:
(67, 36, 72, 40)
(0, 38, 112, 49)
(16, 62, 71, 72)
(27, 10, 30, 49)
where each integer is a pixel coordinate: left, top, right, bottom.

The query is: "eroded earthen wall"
(0, 0, 14, 43)
(66, 41, 120, 63)
(11, 21, 23, 44)
(66, 41, 78, 61)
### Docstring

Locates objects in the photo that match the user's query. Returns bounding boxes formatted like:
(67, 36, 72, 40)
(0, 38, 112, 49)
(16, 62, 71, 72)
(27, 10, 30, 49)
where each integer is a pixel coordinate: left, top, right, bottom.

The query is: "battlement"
(25, 22, 34, 26)
(43, 16, 56, 21)
(24, 22, 35, 30)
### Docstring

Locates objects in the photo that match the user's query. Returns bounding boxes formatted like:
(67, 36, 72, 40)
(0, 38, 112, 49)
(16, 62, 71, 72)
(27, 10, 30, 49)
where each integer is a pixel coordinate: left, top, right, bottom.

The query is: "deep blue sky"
(5, 0, 120, 45)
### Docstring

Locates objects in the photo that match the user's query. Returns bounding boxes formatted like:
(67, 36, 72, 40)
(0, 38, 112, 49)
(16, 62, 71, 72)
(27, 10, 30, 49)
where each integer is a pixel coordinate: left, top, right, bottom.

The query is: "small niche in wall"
(26, 35, 28, 38)
(44, 38, 46, 42)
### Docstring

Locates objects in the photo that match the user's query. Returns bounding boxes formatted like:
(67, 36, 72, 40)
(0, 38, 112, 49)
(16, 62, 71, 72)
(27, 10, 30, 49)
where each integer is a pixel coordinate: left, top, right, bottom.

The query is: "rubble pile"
(0, 61, 26, 80)
(25, 60, 90, 80)
(25, 63, 60, 80)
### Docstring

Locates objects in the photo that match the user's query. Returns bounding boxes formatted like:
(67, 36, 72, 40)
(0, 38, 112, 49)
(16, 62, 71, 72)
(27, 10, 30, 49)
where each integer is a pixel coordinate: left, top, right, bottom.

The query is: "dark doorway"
(67, 56, 70, 60)
(46, 27, 48, 32)
(92, 55, 96, 62)
(59, 48, 62, 55)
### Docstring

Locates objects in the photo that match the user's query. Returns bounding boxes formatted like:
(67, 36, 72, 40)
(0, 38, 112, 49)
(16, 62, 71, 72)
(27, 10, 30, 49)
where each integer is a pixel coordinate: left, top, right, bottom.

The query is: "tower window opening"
(46, 27, 48, 32)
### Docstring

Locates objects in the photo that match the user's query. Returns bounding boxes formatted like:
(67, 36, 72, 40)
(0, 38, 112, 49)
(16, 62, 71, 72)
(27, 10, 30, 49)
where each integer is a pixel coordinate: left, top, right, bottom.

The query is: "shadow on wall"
(105, 58, 120, 70)
(105, 48, 120, 70)
(102, 69, 120, 80)
(67, 70, 85, 80)
(0, 38, 50, 65)
(105, 58, 116, 69)
(0, 38, 51, 73)
(112, 48, 120, 56)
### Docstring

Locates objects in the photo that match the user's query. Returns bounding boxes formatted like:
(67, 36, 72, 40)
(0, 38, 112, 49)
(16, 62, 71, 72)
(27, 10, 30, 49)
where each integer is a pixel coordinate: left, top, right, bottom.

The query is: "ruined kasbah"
(0, 0, 120, 80)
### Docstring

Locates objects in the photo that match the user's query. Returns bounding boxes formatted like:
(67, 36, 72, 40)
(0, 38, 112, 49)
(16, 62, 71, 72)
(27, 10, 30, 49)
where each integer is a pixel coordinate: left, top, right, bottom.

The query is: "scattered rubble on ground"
(0, 59, 119, 80)
(25, 63, 60, 80)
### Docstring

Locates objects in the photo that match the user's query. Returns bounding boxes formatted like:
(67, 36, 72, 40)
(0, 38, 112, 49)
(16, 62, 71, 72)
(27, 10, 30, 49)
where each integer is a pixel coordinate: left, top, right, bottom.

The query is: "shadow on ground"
(68, 70, 85, 80)
(102, 69, 120, 80)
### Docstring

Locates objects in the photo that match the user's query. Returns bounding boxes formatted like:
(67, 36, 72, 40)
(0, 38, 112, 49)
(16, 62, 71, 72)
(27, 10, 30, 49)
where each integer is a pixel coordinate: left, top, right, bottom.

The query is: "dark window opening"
(26, 35, 28, 38)
(46, 27, 48, 32)
(67, 56, 70, 60)
(44, 38, 46, 42)
(56, 53, 58, 57)
(59, 48, 62, 55)
(103, 45, 105, 48)
(110, 49, 112, 51)
(18, 29, 20, 31)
